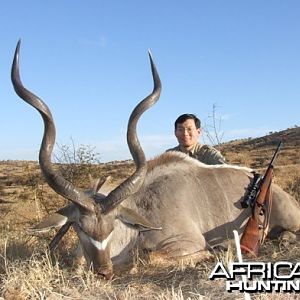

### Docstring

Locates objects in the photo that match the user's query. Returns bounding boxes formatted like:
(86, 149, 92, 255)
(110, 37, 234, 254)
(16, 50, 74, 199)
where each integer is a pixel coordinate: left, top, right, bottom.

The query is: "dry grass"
(0, 234, 214, 299)
(1, 234, 300, 299)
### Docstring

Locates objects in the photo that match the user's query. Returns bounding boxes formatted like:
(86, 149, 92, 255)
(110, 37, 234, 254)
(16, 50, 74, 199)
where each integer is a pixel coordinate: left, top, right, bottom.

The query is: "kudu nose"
(97, 268, 114, 280)
(95, 262, 114, 280)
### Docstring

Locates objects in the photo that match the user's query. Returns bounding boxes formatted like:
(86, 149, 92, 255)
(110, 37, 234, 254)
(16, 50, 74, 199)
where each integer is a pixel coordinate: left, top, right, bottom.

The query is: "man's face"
(175, 118, 201, 149)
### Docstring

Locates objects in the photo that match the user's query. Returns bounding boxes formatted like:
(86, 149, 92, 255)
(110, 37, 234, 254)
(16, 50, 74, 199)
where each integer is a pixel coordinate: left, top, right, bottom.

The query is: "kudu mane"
(147, 151, 252, 174)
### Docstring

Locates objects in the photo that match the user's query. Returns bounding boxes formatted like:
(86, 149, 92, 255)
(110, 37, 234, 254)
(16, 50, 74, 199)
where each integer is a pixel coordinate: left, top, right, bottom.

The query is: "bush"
(54, 141, 101, 188)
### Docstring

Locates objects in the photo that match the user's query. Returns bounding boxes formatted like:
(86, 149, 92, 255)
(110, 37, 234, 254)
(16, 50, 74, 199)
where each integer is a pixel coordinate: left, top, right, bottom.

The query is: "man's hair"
(174, 113, 201, 130)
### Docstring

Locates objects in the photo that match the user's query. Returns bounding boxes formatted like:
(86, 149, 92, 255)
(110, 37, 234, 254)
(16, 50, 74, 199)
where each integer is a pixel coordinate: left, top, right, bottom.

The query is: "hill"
(220, 126, 300, 168)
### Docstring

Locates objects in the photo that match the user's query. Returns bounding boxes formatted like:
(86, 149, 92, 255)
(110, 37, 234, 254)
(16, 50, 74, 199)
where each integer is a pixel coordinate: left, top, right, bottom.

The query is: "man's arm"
(196, 145, 226, 165)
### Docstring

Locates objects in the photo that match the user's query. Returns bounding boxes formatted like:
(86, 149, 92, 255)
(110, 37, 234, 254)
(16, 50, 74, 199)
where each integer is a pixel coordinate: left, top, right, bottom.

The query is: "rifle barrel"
(269, 141, 282, 166)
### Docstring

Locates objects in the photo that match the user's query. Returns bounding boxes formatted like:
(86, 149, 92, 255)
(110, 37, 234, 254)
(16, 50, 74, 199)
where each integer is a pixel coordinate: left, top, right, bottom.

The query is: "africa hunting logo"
(209, 261, 300, 293)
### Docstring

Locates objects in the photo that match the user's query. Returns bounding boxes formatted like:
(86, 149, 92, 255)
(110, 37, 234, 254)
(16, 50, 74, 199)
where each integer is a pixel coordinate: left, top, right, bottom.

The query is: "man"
(167, 113, 225, 165)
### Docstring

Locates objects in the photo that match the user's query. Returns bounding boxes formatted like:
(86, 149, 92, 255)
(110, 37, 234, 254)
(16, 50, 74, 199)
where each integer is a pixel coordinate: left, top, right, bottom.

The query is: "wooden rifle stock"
(240, 167, 273, 256)
(240, 141, 282, 256)
(240, 214, 260, 256)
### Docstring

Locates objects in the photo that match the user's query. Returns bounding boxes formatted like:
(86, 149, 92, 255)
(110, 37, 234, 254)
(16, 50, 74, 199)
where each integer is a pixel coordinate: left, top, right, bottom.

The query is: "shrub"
(54, 141, 101, 188)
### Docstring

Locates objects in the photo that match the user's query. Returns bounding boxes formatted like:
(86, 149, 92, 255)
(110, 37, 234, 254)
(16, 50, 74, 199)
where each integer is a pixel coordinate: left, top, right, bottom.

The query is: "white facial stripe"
(89, 231, 113, 251)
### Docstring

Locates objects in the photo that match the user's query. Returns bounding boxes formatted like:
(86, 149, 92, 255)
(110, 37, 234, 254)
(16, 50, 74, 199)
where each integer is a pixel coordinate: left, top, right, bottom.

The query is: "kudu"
(12, 41, 300, 279)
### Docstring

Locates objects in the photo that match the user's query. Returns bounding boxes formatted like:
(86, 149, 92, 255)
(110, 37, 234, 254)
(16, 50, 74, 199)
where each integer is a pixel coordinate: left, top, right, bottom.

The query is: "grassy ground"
(0, 128, 300, 299)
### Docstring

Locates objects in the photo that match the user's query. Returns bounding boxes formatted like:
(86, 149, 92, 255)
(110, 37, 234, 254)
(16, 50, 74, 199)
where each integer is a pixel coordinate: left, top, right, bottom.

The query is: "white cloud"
(224, 127, 275, 141)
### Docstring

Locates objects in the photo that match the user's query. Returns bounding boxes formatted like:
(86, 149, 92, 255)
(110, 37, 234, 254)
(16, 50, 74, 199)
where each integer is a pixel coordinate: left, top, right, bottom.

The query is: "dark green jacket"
(166, 143, 225, 165)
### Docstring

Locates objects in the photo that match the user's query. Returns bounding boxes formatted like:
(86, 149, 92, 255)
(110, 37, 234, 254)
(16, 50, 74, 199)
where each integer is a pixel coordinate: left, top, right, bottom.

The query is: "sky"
(1, 1, 299, 162)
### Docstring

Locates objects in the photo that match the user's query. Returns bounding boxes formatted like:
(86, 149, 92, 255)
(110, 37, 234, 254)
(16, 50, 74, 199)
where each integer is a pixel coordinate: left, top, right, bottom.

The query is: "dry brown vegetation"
(0, 127, 299, 299)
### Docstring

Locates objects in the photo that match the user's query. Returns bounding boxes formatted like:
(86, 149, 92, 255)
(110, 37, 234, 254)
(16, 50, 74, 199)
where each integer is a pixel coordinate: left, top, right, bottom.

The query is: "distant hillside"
(220, 126, 300, 169)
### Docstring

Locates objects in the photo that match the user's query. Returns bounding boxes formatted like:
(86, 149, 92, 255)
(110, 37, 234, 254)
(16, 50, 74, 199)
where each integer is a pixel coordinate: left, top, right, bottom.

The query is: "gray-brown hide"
(109, 154, 300, 257)
(12, 41, 300, 279)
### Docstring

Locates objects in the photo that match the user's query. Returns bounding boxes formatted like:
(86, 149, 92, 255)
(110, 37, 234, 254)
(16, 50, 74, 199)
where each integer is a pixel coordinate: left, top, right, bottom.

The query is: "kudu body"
(12, 41, 300, 279)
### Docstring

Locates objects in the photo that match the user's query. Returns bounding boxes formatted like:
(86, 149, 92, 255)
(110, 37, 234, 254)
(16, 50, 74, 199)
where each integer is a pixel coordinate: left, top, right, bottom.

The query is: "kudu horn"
(11, 40, 95, 212)
(99, 50, 162, 213)
(11, 40, 161, 215)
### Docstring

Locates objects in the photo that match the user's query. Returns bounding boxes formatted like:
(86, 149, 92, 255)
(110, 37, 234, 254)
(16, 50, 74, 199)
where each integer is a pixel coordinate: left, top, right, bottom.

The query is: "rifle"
(240, 141, 282, 256)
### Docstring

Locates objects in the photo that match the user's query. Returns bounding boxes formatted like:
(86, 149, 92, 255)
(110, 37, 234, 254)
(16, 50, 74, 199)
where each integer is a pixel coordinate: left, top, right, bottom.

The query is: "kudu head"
(11, 40, 162, 279)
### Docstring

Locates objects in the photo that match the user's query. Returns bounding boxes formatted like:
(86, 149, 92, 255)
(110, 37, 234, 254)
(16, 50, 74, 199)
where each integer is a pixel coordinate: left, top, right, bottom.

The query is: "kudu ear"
(117, 206, 162, 231)
(28, 204, 79, 233)
(28, 213, 68, 233)
(89, 175, 112, 195)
